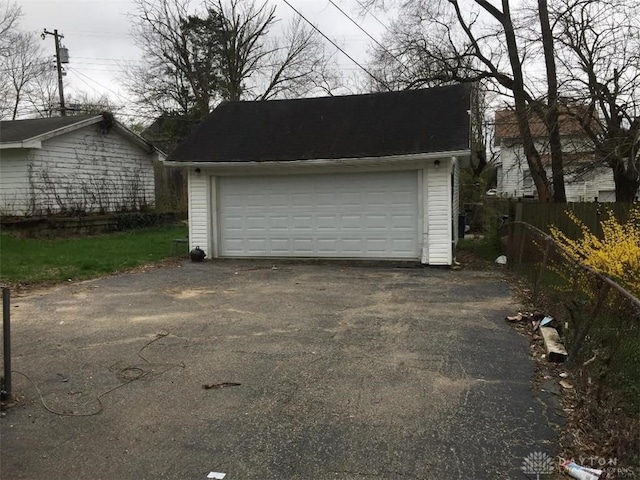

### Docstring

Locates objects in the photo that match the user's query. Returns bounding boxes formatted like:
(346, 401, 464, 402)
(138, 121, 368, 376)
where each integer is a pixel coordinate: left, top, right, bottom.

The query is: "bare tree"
(247, 17, 340, 100)
(126, 0, 216, 118)
(2, 31, 49, 119)
(65, 91, 121, 115)
(126, 0, 340, 118)
(363, 0, 566, 201)
(552, 0, 640, 201)
(0, 1, 63, 120)
(0, 0, 21, 117)
(211, 0, 276, 102)
(25, 67, 58, 117)
(0, 0, 20, 51)
(366, 0, 640, 201)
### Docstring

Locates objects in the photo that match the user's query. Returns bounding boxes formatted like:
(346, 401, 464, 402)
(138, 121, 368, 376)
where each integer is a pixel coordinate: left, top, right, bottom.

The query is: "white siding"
(574, 167, 613, 201)
(426, 162, 452, 265)
(189, 162, 456, 265)
(452, 159, 460, 244)
(497, 145, 529, 197)
(26, 125, 155, 214)
(188, 171, 210, 255)
(0, 150, 30, 215)
(497, 139, 615, 202)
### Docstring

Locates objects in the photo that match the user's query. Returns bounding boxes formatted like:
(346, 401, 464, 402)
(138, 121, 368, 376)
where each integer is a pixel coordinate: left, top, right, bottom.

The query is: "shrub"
(550, 205, 640, 297)
(114, 211, 184, 231)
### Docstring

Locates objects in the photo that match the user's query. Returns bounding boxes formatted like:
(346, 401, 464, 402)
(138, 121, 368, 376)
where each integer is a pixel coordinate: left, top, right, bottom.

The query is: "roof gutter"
(162, 149, 471, 170)
(0, 140, 43, 150)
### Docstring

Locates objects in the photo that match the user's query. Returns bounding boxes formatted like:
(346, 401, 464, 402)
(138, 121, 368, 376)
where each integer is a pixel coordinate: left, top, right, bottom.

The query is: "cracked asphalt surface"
(0, 260, 560, 479)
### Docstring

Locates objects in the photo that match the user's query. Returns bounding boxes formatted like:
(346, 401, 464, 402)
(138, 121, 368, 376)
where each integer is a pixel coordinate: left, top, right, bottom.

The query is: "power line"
(71, 66, 130, 73)
(326, 0, 407, 72)
(352, 0, 391, 32)
(74, 56, 143, 64)
(67, 69, 107, 98)
(282, 0, 389, 90)
(68, 69, 130, 104)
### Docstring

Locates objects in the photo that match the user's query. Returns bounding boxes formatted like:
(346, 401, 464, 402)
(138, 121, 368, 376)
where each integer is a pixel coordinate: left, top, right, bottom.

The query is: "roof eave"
(163, 150, 472, 170)
(112, 123, 166, 157)
(20, 116, 103, 145)
(0, 140, 42, 150)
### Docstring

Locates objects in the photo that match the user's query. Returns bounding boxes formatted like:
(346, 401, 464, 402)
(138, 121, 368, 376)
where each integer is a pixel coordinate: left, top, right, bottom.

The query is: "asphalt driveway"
(1, 260, 560, 479)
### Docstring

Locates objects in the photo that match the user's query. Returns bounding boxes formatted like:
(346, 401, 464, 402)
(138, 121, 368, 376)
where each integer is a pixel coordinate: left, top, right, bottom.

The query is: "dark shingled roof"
(0, 114, 98, 143)
(169, 84, 472, 162)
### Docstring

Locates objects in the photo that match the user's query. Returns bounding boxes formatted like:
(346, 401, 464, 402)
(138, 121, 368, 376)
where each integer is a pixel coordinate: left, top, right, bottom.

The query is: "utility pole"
(42, 29, 67, 116)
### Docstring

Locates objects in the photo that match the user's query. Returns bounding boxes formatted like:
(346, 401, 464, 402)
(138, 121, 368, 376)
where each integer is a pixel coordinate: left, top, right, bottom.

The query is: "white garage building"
(166, 84, 475, 265)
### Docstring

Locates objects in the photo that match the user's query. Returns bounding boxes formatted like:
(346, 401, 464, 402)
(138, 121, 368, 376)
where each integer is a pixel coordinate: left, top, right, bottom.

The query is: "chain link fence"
(501, 221, 640, 459)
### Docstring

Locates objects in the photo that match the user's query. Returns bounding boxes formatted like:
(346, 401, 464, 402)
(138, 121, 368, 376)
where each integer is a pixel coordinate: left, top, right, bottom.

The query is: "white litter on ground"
(207, 472, 226, 479)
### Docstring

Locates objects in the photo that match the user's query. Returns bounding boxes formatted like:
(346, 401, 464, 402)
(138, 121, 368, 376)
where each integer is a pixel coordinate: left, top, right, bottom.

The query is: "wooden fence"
(154, 162, 188, 212)
(487, 199, 636, 239)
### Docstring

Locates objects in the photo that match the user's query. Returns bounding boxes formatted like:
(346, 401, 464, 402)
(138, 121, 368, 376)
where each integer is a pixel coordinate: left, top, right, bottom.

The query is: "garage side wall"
(0, 150, 30, 215)
(425, 161, 452, 265)
(28, 126, 155, 214)
(188, 171, 210, 255)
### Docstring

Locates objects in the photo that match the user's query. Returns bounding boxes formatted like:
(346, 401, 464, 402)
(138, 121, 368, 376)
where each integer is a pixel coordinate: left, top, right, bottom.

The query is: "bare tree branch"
(125, 0, 341, 119)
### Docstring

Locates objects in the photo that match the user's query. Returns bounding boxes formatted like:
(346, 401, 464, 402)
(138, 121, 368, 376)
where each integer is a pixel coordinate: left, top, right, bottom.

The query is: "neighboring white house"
(164, 84, 476, 265)
(494, 108, 616, 202)
(0, 113, 165, 216)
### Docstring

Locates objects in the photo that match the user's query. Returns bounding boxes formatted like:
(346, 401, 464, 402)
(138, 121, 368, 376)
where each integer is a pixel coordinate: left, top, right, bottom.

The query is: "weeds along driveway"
(1, 260, 559, 480)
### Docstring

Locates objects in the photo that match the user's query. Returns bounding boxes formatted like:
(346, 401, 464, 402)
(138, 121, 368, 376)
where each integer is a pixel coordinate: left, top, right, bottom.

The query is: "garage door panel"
(293, 238, 314, 252)
(292, 215, 313, 230)
(341, 214, 362, 229)
(341, 238, 363, 252)
(223, 238, 245, 254)
(366, 238, 389, 253)
(365, 214, 389, 229)
(247, 238, 266, 250)
(317, 238, 338, 252)
(218, 171, 419, 259)
(292, 193, 314, 208)
(269, 238, 291, 253)
(270, 216, 289, 230)
(317, 215, 337, 229)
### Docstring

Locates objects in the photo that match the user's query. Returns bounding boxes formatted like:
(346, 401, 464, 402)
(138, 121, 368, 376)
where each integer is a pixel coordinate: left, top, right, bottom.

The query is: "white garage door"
(218, 171, 419, 259)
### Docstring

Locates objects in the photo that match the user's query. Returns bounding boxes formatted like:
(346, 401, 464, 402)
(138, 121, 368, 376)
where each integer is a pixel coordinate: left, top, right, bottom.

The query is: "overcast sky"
(18, 0, 389, 117)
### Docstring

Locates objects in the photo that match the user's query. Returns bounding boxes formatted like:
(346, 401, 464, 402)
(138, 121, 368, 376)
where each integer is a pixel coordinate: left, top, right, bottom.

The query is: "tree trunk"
(547, 107, 566, 202)
(612, 162, 640, 202)
(524, 140, 552, 202)
(501, 0, 552, 201)
(538, 0, 566, 203)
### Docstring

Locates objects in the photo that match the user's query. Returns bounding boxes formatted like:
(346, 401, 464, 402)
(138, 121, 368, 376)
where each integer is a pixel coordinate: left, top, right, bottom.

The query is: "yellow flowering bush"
(550, 205, 640, 297)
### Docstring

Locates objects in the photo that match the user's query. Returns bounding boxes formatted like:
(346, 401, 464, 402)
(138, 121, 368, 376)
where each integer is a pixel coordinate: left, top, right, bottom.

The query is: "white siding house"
(494, 109, 616, 202)
(0, 114, 164, 216)
(166, 85, 475, 265)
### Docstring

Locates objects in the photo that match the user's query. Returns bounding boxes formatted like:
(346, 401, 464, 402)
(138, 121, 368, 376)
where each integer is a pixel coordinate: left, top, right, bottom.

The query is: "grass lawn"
(457, 236, 502, 262)
(0, 225, 188, 286)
